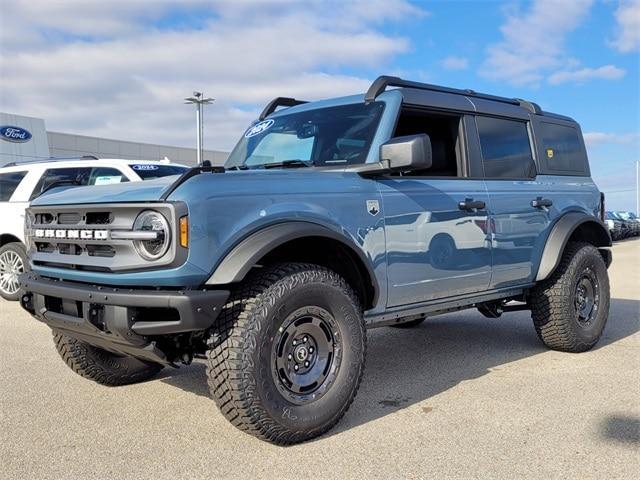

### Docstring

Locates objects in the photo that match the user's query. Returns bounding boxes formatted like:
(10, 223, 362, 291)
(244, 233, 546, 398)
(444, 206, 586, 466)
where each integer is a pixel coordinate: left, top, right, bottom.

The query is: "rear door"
(469, 114, 554, 288)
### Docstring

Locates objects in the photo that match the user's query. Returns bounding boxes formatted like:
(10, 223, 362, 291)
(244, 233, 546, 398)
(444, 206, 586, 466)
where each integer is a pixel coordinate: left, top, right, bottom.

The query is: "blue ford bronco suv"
(20, 76, 612, 444)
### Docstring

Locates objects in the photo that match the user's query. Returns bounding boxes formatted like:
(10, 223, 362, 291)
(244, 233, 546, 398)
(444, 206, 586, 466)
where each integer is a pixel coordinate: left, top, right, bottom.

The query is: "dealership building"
(0, 112, 228, 167)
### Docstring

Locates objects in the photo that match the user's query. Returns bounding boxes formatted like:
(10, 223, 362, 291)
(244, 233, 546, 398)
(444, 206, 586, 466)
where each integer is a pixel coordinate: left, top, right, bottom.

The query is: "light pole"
(184, 91, 214, 165)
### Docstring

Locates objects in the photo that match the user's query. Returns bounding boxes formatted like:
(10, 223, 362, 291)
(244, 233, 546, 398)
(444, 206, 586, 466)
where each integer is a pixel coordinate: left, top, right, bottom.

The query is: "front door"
(379, 177, 492, 307)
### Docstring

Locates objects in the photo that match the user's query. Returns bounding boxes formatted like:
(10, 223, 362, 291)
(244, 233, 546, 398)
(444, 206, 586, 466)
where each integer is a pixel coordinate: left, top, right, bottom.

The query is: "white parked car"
(0, 157, 189, 300)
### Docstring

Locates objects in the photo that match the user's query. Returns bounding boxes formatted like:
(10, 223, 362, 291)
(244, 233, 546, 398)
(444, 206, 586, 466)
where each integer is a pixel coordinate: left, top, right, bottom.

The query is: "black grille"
(86, 212, 113, 225)
(86, 245, 116, 258)
(57, 213, 82, 224)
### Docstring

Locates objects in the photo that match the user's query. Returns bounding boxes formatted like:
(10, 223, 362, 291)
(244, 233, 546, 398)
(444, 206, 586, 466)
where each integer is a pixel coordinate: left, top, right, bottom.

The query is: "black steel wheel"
(574, 269, 600, 327)
(272, 306, 341, 404)
(207, 263, 366, 445)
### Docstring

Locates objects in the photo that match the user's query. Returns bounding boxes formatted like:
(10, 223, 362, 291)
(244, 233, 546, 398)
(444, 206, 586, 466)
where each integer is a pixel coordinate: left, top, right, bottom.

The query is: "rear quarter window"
(537, 122, 589, 176)
(0, 171, 28, 201)
(475, 116, 536, 179)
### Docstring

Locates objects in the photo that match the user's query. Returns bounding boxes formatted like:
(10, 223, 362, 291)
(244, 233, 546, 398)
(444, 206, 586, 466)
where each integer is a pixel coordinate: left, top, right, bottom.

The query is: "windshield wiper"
(260, 159, 314, 169)
(226, 165, 249, 171)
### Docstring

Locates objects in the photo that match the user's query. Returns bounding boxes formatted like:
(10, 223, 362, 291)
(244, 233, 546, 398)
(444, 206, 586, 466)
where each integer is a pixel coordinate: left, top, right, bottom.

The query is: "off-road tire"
(53, 332, 163, 386)
(530, 242, 610, 352)
(207, 263, 366, 445)
(0, 242, 28, 301)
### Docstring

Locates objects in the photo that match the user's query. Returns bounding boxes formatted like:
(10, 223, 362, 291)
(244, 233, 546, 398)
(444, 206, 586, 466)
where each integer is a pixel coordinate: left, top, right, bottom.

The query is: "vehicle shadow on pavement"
(157, 298, 639, 434)
(331, 297, 639, 437)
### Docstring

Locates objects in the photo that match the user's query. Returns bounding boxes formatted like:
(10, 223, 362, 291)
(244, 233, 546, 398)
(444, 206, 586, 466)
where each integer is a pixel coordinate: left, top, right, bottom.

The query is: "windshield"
(225, 102, 384, 169)
(130, 164, 188, 180)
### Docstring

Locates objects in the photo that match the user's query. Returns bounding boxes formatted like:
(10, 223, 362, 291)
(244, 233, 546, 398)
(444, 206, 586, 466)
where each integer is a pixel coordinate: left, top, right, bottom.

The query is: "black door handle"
(531, 197, 553, 209)
(458, 198, 486, 211)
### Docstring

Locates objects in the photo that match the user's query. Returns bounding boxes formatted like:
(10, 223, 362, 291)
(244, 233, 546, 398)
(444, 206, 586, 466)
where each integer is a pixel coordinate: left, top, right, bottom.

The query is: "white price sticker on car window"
(94, 176, 122, 185)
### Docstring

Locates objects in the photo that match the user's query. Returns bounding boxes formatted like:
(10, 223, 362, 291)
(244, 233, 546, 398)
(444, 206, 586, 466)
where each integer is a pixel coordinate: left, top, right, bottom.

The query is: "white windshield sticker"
(94, 176, 122, 185)
(245, 119, 274, 138)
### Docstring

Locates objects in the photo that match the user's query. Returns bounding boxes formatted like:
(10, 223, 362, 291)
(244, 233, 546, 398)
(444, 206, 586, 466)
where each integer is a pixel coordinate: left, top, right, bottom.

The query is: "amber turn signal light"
(179, 216, 188, 247)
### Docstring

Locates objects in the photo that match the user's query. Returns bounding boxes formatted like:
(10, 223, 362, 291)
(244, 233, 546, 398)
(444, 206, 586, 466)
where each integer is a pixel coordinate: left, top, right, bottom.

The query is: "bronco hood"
(30, 175, 177, 206)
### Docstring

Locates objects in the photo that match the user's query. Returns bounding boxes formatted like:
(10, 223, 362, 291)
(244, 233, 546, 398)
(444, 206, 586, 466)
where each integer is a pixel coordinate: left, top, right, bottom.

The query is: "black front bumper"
(19, 273, 229, 365)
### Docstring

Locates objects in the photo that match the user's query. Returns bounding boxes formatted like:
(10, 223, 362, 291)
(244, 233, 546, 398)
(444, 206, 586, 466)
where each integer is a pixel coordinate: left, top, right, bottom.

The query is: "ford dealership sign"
(0, 125, 32, 143)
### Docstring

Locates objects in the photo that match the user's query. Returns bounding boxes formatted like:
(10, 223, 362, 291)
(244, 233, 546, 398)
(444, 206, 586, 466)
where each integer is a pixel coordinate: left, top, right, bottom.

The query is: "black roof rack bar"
(514, 98, 542, 114)
(365, 75, 541, 114)
(259, 97, 308, 120)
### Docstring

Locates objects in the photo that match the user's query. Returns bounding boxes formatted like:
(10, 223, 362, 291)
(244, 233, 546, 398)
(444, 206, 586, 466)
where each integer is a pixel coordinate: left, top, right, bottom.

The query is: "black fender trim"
(535, 212, 612, 282)
(205, 221, 379, 304)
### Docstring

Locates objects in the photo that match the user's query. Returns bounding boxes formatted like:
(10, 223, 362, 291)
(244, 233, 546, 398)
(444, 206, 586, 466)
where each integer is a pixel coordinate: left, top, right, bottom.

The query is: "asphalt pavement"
(1, 239, 638, 479)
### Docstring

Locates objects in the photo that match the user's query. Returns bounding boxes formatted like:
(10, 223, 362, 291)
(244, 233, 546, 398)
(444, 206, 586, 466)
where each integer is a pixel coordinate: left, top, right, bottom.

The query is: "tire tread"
(206, 263, 366, 445)
(53, 333, 163, 386)
(530, 241, 610, 352)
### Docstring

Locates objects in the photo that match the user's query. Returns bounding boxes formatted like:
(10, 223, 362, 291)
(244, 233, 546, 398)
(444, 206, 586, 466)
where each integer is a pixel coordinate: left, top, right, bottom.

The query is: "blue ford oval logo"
(0, 125, 32, 143)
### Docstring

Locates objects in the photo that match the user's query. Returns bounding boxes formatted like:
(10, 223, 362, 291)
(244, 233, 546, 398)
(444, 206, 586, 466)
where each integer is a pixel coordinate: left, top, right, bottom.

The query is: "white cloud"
(548, 65, 626, 85)
(440, 56, 469, 70)
(583, 131, 640, 148)
(609, 0, 640, 53)
(0, 0, 424, 151)
(480, 0, 594, 86)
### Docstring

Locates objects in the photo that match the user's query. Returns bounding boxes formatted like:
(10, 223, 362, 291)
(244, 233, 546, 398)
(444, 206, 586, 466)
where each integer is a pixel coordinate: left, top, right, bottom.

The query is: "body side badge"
(367, 200, 380, 216)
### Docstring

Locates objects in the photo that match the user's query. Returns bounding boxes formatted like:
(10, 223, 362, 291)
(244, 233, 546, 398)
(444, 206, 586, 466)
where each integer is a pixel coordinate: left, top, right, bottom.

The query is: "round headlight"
(133, 210, 171, 260)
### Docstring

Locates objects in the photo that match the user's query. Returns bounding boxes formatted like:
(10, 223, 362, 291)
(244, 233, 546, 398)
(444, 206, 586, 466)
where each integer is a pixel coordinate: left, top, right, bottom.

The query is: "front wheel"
(0, 242, 28, 301)
(207, 263, 366, 445)
(53, 332, 164, 386)
(529, 242, 610, 352)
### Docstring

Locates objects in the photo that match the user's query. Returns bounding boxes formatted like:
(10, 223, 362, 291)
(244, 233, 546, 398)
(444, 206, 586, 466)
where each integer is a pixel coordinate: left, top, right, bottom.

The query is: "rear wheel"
(0, 242, 28, 301)
(53, 332, 163, 386)
(529, 242, 610, 352)
(207, 263, 366, 445)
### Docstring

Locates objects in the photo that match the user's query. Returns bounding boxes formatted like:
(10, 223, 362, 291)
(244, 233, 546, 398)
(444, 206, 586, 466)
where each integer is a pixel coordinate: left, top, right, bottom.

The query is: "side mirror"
(380, 134, 432, 171)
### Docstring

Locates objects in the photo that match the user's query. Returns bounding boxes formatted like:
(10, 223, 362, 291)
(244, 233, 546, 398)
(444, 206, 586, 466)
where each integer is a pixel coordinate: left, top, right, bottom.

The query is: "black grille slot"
(36, 213, 55, 224)
(57, 213, 82, 224)
(86, 244, 116, 258)
(58, 243, 82, 255)
(86, 212, 113, 224)
(44, 296, 62, 313)
(36, 242, 54, 253)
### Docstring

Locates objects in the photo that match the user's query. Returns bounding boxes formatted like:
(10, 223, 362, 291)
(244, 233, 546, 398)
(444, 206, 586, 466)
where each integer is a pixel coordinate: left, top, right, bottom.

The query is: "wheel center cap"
(294, 345, 309, 362)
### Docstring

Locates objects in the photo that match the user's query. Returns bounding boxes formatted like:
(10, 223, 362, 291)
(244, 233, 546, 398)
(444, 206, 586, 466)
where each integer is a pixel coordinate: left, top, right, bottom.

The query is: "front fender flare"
(535, 212, 611, 282)
(205, 221, 379, 303)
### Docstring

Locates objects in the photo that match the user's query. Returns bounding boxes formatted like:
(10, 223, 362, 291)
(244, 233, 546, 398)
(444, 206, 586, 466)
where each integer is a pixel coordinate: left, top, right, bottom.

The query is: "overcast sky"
(1, 0, 638, 209)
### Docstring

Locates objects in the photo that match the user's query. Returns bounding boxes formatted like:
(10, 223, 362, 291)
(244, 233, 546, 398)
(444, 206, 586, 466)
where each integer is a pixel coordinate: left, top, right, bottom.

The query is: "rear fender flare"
(535, 212, 611, 282)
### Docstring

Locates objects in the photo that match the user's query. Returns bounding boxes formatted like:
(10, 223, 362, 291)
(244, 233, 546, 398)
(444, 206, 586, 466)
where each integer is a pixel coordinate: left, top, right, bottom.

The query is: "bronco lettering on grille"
(33, 229, 109, 240)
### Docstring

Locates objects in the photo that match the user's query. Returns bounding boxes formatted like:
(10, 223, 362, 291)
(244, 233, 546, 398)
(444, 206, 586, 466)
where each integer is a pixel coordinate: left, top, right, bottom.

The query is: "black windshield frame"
(225, 102, 384, 169)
